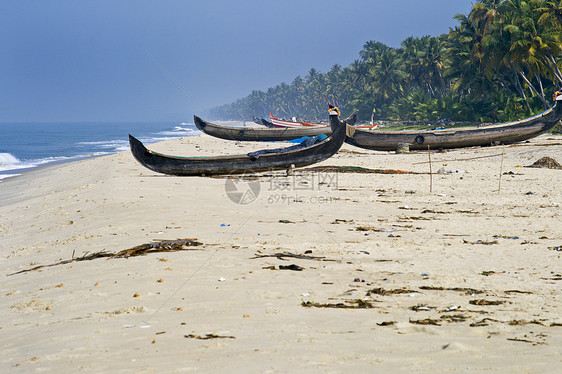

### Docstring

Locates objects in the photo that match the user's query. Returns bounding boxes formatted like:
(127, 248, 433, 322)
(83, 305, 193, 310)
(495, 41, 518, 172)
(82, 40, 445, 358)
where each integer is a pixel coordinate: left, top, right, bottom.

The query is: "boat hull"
(346, 100, 562, 151)
(130, 113, 347, 176)
(194, 116, 332, 141)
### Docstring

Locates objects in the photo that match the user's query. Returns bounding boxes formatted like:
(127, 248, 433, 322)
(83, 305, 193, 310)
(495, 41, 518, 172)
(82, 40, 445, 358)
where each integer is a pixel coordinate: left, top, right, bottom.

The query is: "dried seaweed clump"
(527, 157, 561, 169)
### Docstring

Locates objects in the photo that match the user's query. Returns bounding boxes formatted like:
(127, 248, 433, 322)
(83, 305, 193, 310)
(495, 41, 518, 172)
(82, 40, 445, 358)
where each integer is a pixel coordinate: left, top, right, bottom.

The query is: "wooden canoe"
(346, 96, 562, 151)
(194, 116, 333, 141)
(129, 110, 348, 176)
(194, 111, 360, 142)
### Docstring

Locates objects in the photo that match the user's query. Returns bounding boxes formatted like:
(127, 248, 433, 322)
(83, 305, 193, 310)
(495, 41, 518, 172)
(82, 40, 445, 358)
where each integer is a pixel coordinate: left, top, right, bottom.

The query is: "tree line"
(210, 0, 562, 123)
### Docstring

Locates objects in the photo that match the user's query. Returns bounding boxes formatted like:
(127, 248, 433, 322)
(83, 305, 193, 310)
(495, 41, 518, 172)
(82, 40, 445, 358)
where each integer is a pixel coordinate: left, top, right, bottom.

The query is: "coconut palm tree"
(499, 0, 553, 108)
(368, 48, 407, 101)
(533, 0, 562, 26)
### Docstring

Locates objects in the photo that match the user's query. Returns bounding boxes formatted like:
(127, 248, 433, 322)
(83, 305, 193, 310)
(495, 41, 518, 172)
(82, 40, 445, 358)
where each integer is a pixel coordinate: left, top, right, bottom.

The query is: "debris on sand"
(184, 334, 235, 340)
(279, 264, 304, 271)
(526, 156, 561, 169)
(109, 238, 202, 259)
(302, 299, 375, 309)
(368, 288, 418, 296)
(463, 239, 499, 245)
(251, 252, 326, 261)
(8, 238, 202, 276)
(469, 299, 506, 306)
(409, 318, 441, 326)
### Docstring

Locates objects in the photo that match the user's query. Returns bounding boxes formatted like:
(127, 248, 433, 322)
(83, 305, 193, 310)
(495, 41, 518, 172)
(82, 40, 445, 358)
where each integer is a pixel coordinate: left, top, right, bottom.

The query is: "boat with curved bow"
(345, 95, 562, 151)
(129, 109, 348, 176)
(194, 116, 333, 141)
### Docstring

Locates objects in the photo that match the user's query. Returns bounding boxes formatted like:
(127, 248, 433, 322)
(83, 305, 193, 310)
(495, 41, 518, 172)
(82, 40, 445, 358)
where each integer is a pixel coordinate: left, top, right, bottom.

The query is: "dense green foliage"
(211, 0, 562, 123)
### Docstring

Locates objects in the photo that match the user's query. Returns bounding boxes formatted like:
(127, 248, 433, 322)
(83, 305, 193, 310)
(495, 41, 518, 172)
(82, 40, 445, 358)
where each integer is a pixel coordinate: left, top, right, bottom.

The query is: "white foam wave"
(77, 139, 129, 149)
(75, 140, 131, 153)
(0, 152, 20, 165)
(0, 153, 25, 172)
(157, 125, 197, 136)
(77, 126, 197, 151)
(0, 173, 20, 181)
(0, 153, 80, 173)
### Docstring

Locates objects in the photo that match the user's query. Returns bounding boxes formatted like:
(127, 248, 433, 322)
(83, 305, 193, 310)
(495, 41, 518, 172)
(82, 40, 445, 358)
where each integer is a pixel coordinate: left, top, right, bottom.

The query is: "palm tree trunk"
(436, 69, 447, 96)
(546, 62, 562, 86)
(511, 65, 532, 113)
(535, 73, 545, 98)
(546, 54, 562, 85)
(518, 70, 551, 109)
(549, 54, 562, 85)
(426, 82, 434, 97)
(497, 74, 515, 95)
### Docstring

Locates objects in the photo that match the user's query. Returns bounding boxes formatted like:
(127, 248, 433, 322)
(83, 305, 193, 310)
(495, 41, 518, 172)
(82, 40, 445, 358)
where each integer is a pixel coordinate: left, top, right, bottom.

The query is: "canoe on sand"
(129, 108, 349, 176)
(346, 95, 562, 151)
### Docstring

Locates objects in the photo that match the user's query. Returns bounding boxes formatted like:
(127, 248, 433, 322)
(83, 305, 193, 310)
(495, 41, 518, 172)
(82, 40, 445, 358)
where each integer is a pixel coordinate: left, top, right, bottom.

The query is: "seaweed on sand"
(8, 238, 202, 276)
(302, 299, 374, 309)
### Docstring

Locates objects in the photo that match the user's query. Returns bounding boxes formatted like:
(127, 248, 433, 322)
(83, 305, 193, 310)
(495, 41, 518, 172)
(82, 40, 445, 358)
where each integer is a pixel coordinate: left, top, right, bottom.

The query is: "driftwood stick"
(251, 252, 326, 261)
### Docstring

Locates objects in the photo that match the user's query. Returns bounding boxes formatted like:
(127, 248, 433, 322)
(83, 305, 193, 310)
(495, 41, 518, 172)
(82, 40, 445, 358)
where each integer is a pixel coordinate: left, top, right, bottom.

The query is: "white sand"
(1, 132, 561, 373)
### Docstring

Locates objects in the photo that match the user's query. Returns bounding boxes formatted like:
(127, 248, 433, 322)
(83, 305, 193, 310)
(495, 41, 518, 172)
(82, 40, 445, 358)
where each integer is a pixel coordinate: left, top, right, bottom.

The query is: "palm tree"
(445, 14, 499, 96)
(532, 0, 562, 84)
(533, 0, 562, 26)
(499, 0, 553, 108)
(368, 48, 407, 101)
(359, 41, 392, 62)
(471, 0, 502, 36)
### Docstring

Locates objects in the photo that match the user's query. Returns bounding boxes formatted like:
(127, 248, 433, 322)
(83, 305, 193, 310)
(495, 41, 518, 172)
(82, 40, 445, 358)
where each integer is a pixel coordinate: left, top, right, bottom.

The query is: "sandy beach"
(1, 130, 561, 373)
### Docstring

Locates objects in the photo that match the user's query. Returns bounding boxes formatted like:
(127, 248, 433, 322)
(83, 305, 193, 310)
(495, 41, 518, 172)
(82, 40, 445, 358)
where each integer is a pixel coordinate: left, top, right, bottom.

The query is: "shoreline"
(0, 153, 107, 182)
(0, 120, 262, 182)
(1, 133, 561, 372)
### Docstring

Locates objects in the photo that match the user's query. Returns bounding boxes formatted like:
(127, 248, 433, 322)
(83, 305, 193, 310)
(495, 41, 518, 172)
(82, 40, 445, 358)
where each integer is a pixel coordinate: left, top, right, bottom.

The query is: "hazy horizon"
(1, 0, 475, 122)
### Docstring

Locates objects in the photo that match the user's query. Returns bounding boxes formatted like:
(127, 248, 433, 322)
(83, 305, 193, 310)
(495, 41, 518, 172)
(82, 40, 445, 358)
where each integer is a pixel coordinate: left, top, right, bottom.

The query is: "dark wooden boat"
(253, 116, 276, 128)
(346, 96, 562, 151)
(195, 111, 359, 142)
(129, 109, 348, 176)
(194, 116, 333, 141)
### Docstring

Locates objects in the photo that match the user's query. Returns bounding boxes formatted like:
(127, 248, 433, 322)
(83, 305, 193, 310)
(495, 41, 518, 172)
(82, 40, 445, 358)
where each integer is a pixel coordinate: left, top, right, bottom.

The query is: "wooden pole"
(428, 145, 433, 193)
(498, 146, 505, 193)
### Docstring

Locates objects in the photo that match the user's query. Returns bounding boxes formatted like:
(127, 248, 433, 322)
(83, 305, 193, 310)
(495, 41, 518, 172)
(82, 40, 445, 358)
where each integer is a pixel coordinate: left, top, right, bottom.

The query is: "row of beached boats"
(129, 94, 562, 176)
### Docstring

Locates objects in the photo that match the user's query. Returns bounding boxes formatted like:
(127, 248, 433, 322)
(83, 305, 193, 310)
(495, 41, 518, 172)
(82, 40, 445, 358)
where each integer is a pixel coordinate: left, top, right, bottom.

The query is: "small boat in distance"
(129, 108, 349, 176)
(269, 110, 361, 128)
(345, 94, 562, 151)
(270, 113, 327, 128)
(253, 116, 276, 128)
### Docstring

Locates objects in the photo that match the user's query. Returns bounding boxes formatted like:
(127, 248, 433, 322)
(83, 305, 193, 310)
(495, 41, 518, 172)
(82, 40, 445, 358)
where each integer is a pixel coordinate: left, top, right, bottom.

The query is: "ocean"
(0, 121, 199, 180)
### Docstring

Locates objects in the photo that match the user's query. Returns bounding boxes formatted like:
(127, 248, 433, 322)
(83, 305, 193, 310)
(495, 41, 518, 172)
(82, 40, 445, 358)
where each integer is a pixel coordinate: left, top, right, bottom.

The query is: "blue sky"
(0, 1, 475, 122)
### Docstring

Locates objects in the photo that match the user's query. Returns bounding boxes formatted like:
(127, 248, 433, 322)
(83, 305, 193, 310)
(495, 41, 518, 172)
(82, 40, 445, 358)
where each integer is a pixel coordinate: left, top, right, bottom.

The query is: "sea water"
(0, 121, 199, 180)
